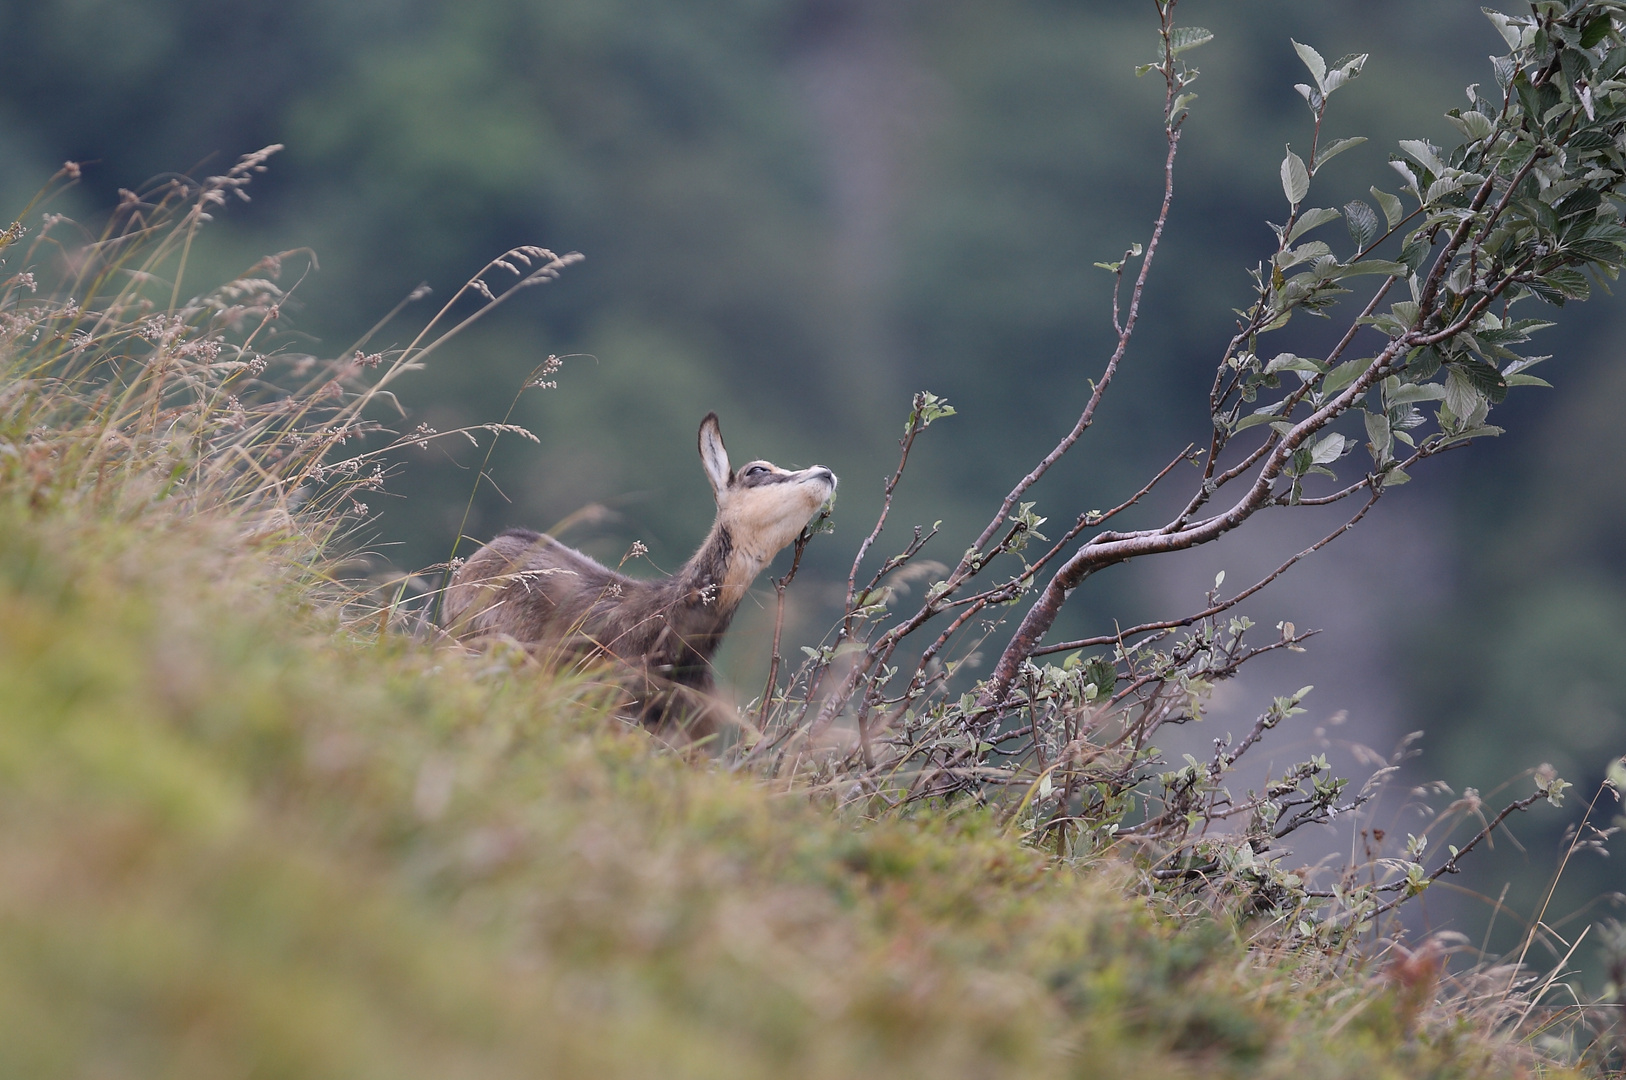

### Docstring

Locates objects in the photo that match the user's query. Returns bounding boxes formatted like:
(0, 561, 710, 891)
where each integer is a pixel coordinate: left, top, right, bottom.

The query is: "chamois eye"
(745, 465, 769, 477)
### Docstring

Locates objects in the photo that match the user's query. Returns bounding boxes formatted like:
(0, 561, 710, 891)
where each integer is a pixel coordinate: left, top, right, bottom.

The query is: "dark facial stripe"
(735, 465, 794, 488)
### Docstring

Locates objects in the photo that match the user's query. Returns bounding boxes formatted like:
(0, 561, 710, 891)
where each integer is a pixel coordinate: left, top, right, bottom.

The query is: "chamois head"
(698, 412, 835, 573)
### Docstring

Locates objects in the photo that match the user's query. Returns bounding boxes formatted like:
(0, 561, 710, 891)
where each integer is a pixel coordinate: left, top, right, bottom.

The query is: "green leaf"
(1235, 401, 1288, 431)
(1390, 161, 1423, 204)
(1287, 447, 1313, 478)
(1312, 136, 1367, 173)
(1451, 357, 1508, 404)
(1279, 240, 1333, 268)
(1582, 14, 1614, 49)
(1386, 382, 1447, 406)
(1291, 39, 1327, 89)
(907, 391, 956, 433)
(1334, 259, 1409, 278)
(1288, 206, 1342, 244)
(1425, 176, 1464, 204)
(1322, 356, 1375, 396)
(1445, 109, 1496, 141)
(1442, 423, 1505, 445)
(1484, 9, 1527, 51)
(1399, 235, 1430, 274)
(1603, 44, 1626, 80)
(1504, 372, 1553, 387)
(1371, 187, 1405, 230)
(1399, 140, 1447, 178)
(1514, 72, 1541, 124)
(1358, 313, 1408, 336)
(1541, 267, 1592, 301)
(1170, 26, 1214, 55)
(1503, 352, 1551, 376)
(1364, 410, 1392, 463)
(1281, 148, 1310, 206)
(1081, 656, 1118, 697)
(1522, 194, 1559, 237)
(1443, 367, 1486, 422)
(1322, 55, 1367, 95)
(1265, 352, 1326, 376)
(1259, 306, 1293, 333)
(1309, 431, 1346, 465)
(1345, 200, 1380, 250)
(1565, 130, 1617, 154)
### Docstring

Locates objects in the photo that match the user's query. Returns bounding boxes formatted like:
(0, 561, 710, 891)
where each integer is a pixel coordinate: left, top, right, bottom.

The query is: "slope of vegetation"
(0, 481, 1581, 1080)
(0, 171, 1596, 1080)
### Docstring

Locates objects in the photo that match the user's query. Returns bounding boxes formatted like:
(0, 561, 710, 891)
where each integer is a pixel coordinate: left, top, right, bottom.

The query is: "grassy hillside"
(0, 495, 1585, 1080)
(0, 164, 1608, 1079)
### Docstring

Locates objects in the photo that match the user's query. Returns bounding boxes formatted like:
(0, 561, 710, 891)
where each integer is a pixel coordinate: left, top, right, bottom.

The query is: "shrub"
(734, 0, 1624, 1015)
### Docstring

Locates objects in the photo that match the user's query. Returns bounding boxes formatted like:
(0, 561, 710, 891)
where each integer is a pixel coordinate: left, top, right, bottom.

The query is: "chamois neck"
(676, 520, 770, 616)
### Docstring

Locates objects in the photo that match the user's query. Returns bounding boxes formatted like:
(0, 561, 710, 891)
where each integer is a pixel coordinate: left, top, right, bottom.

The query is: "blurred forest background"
(1, 0, 1620, 979)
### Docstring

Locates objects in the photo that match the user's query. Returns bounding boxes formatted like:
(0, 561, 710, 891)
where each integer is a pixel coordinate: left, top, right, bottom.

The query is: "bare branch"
(1025, 444, 1197, 578)
(757, 523, 817, 728)
(844, 396, 930, 627)
(1033, 487, 1379, 657)
(954, 0, 1189, 579)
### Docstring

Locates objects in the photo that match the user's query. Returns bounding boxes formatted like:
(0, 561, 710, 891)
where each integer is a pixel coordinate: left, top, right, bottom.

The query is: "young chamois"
(442, 413, 836, 735)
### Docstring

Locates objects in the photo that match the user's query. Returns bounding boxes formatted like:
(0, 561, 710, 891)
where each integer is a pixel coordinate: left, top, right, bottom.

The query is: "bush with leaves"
(738, 0, 1626, 953)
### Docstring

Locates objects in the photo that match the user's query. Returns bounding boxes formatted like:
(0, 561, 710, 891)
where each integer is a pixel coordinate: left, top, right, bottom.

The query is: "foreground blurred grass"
(0, 168, 1588, 1079)
(1, 498, 1580, 1079)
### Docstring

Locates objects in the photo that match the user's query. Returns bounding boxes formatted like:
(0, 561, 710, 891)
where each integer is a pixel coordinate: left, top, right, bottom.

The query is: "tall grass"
(0, 150, 575, 578)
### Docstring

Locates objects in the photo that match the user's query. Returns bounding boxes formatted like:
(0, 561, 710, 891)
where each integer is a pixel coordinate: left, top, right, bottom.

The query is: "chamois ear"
(697, 412, 732, 502)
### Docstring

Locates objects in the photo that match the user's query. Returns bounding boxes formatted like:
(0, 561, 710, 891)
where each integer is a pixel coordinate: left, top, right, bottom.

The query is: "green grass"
(0, 492, 1582, 1078)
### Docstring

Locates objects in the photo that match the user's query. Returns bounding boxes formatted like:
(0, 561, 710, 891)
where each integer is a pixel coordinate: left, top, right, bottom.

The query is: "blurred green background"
(1, 0, 1620, 978)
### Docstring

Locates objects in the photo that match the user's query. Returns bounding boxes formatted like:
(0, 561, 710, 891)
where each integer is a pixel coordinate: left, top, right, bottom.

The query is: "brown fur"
(443, 414, 835, 737)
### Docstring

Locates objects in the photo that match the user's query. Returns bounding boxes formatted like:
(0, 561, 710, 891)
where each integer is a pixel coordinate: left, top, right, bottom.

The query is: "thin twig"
(758, 524, 816, 728)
